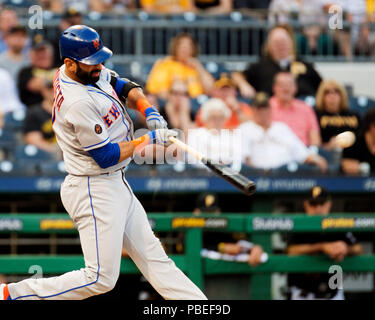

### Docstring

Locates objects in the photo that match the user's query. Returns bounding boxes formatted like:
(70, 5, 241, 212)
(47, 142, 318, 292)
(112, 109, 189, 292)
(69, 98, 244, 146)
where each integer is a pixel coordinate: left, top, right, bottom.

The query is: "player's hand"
(145, 107, 168, 130)
(150, 129, 178, 147)
(248, 245, 264, 267)
(322, 241, 348, 261)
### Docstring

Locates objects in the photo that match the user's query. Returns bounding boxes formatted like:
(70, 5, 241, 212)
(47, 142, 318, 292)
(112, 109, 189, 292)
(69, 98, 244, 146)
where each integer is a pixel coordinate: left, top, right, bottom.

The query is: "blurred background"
(0, 0, 375, 301)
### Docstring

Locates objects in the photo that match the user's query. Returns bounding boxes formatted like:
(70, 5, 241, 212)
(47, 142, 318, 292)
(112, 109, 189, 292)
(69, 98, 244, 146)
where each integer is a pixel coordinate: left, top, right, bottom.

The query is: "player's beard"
(75, 63, 101, 85)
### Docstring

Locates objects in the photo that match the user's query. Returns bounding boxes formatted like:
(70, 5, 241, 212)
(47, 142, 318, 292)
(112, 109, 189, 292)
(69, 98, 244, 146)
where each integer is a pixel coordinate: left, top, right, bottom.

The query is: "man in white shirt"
(239, 93, 327, 172)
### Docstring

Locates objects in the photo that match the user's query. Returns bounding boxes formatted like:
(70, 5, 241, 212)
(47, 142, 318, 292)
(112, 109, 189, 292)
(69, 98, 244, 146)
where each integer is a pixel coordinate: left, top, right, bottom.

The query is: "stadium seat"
(4, 110, 26, 132)
(15, 145, 55, 164)
(349, 96, 375, 117)
(0, 160, 37, 176)
(39, 161, 66, 176)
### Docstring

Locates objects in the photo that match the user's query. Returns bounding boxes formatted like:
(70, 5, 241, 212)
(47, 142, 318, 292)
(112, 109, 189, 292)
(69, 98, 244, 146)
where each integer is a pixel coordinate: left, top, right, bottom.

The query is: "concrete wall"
(315, 62, 375, 98)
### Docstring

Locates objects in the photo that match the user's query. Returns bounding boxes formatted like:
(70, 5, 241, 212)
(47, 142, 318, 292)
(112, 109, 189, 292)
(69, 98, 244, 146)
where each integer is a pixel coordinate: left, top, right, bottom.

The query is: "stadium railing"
(0, 213, 374, 299)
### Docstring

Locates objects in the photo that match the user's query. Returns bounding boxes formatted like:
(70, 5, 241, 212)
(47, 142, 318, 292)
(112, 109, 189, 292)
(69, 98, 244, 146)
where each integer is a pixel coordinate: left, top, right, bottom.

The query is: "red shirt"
(270, 96, 320, 146)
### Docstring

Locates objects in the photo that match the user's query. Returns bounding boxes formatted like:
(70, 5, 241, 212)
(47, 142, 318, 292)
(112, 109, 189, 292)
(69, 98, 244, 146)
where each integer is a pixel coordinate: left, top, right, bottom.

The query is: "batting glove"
(149, 129, 178, 147)
(145, 107, 168, 130)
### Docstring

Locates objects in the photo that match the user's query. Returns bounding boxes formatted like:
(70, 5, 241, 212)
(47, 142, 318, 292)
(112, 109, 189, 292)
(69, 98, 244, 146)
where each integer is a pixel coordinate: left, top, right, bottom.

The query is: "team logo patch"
(95, 124, 102, 134)
(93, 39, 100, 50)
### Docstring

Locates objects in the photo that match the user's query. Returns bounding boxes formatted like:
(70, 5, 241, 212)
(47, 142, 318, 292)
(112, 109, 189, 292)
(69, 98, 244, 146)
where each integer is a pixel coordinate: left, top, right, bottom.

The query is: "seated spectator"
(0, 25, 30, 80)
(192, 0, 232, 15)
(195, 73, 253, 129)
(239, 93, 327, 172)
(187, 98, 242, 169)
(40, 0, 89, 13)
(270, 72, 322, 146)
(315, 80, 361, 150)
(50, 8, 83, 67)
(146, 33, 214, 99)
(0, 8, 19, 54)
(160, 80, 196, 134)
(90, 0, 137, 12)
(23, 82, 61, 158)
(286, 186, 363, 300)
(0, 67, 25, 127)
(18, 34, 58, 108)
(232, 25, 322, 98)
(140, 0, 194, 14)
(341, 109, 375, 175)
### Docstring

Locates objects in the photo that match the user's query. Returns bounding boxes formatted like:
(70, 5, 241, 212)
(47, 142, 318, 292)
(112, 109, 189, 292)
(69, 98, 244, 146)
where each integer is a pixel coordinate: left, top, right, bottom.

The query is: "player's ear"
(65, 58, 77, 73)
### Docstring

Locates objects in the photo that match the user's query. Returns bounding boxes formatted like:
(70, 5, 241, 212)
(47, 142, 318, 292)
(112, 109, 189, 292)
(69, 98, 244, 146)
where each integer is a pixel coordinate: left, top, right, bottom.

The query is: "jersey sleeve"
(65, 100, 110, 152)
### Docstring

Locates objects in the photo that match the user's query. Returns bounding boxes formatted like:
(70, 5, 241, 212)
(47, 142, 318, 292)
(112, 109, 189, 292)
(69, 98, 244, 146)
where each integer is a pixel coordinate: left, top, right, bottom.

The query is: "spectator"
(160, 80, 196, 134)
(192, 0, 232, 15)
(23, 82, 61, 158)
(286, 186, 363, 300)
(0, 67, 25, 127)
(195, 73, 253, 129)
(187, 98, 242, 169)
(341, 109, 375, 175)
(315, 80, 360, 150)
(90, 0, 137, 12)
(233, 0, 271, 11)
(270, 72, 322, 146)
(0, 25, 29, 80)
(239, 92, 327, 172)
(18, 34, 57, 108)
(50, 8, 83, 67)
(232, 25, 322, 98)
(140, 0, 194, 14)
(0, 8, 19, 54)
(331, 0, 368, 59)
(146, 33, 214, 99)
(38, 0, 64, 13)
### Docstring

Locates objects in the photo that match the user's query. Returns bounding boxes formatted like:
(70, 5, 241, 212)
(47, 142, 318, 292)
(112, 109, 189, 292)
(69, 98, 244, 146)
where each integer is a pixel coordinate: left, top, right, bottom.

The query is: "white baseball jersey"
(52, 65, 134, 175)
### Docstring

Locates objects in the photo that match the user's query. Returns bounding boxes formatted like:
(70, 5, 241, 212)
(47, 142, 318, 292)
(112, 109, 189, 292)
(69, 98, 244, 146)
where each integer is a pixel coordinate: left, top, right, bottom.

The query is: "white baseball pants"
(8, 170, 207, 300)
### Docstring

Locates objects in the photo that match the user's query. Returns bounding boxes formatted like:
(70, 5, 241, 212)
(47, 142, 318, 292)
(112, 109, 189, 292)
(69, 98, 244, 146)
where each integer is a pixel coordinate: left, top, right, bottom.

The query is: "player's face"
(75, 62, 103, 84)
(304, 200, 332, 216)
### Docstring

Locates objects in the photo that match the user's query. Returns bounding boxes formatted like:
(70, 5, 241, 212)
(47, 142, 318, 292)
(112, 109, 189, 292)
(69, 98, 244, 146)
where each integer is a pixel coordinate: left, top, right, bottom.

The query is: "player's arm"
(109, 72, 168, 130)
(88, 129, 178, 168)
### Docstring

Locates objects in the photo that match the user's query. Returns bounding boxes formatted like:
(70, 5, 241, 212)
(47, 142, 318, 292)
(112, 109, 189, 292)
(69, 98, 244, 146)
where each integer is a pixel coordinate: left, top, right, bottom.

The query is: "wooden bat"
(169, 136, 256, 196)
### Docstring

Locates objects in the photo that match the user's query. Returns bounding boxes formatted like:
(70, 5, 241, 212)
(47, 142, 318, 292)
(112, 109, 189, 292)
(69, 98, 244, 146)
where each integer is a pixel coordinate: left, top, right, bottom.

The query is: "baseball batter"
(0, 25, 207, 300)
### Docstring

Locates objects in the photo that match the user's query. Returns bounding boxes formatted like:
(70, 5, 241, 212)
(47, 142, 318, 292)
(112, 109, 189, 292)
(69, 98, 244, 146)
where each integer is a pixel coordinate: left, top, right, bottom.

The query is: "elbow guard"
(110, 75, 142, 102)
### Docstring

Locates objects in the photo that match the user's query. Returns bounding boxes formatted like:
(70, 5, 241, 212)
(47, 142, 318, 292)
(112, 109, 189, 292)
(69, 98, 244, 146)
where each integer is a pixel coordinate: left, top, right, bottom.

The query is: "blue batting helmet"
(59, 25, 113, 65)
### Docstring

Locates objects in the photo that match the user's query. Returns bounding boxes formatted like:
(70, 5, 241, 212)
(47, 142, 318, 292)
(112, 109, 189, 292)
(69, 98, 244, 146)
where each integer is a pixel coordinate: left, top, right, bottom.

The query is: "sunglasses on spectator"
(171, 90, 189, 96)
(324, 88, 340, 95)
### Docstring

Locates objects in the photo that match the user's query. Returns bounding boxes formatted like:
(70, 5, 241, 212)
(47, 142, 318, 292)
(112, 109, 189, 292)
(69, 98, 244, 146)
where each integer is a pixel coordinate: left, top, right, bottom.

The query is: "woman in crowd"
(315, 80, 361, 150)
(146, 32, 215, 99)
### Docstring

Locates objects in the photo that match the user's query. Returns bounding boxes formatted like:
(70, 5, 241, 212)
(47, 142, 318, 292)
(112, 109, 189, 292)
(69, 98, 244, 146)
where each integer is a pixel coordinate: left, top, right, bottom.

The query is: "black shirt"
(287, 231, 357, 298)
(18, 66, 57, 108)
(194, 0, 220, 9)
(23, 104, 55, 142)
(316, 110, 361, 143)
(242, 56, 322, 97)
(342, 135, 375, 173)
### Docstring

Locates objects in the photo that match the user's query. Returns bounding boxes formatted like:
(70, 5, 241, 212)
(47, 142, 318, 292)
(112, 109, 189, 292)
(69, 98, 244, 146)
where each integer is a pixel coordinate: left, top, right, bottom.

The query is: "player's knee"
(84, 267, 118, 295)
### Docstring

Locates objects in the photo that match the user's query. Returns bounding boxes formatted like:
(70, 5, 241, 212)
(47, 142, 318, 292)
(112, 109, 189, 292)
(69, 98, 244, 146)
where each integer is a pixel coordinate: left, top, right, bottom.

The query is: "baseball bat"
(169, 136, 256, 196)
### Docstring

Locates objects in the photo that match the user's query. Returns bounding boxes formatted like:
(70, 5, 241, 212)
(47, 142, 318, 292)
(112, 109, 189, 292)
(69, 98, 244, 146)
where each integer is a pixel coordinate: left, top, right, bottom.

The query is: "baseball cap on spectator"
(306, 186, 331, 205)
(31, 33, 52, 50)
(252, 92, 270, 108)
(6, 25, 27, 37)
(214, 73, 235, 89)
(196, 193, 220, 213)
(62, 7, 83, 20)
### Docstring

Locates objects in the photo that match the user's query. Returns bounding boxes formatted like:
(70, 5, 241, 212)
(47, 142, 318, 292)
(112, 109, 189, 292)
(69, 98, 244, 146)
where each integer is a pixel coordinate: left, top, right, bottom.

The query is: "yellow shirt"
(140, 0, 191, 13)
(367, 0, 375, 13)
(146, 57, 204, 98)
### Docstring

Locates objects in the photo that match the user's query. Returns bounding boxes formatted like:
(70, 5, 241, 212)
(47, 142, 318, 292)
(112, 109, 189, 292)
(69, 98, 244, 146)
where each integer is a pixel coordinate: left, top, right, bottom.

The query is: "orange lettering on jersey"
(109, 104, 120, 120)
(102, 114, 113, 127)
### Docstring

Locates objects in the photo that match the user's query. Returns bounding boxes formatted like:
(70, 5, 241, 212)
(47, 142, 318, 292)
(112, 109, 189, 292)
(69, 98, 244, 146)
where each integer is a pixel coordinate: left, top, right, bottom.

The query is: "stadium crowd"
(0, 3, 374, 177)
